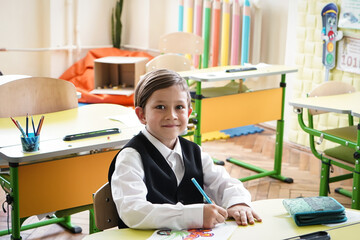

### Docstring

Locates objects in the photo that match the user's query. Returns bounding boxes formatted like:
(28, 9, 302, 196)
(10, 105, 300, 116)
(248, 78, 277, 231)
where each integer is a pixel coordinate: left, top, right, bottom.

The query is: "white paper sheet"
(147, 221, 238, 240)
(108, 111, 141, 127)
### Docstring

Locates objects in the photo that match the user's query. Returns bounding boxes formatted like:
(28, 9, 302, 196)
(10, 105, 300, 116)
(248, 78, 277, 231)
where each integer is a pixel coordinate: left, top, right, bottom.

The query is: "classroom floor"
(0, 125, 352, 240)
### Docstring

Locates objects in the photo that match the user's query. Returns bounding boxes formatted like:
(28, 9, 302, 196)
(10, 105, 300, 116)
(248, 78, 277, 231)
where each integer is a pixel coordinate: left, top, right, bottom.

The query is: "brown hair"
(134, 69, 191, 108)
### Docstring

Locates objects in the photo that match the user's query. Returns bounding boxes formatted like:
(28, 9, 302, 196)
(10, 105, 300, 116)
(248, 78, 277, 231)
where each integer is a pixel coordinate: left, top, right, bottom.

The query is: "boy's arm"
(111, 148, 204, 230)
(201, 151, 252, 208)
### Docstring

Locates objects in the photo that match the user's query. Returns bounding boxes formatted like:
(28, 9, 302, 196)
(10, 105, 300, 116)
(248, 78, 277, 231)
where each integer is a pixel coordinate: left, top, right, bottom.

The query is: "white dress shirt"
(111, 128, 252, 230)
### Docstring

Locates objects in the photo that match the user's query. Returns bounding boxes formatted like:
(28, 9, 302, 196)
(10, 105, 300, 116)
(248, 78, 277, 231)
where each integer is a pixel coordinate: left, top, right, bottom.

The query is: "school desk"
(180, 65, 298, 183)
(0, 104, 142, 240)
(82, 198, 360, 240)
(289, 92, 360, 209)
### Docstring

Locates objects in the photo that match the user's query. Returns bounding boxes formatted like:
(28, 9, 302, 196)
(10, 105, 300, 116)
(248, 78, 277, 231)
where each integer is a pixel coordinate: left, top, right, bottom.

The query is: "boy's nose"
(166, 109, 178, 119)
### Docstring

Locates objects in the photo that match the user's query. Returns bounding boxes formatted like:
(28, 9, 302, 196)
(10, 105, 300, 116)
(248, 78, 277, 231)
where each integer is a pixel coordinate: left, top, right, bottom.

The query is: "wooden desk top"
(83, 199, 360, 240)
(289, 92, 360, 115)
(180, 64, 298, 82)
(0, 104, 142, 163)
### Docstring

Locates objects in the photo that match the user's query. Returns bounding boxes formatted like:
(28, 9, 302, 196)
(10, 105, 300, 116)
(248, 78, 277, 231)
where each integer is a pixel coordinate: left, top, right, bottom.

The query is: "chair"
(93, 182, 120, 231)
(146, 53, 193, 72)
(0, 77, 78, 117)
(158, 31, 204, 57)
(146, 31, 204, 73)
(305, 81, 357, 202)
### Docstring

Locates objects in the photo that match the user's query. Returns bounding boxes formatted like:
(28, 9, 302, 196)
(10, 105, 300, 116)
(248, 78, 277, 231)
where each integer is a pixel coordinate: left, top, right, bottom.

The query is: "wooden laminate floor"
(0, 125, 352, 239)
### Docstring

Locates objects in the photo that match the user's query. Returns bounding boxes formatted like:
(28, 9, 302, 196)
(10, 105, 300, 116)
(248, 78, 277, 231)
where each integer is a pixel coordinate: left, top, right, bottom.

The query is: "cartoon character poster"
(338, 0, 360, 30)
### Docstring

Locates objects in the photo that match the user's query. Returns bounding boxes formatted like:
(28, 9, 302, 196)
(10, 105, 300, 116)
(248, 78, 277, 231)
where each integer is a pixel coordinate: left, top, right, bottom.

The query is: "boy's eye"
(155, 105, 165, 110)
(176, 105, 185, 110)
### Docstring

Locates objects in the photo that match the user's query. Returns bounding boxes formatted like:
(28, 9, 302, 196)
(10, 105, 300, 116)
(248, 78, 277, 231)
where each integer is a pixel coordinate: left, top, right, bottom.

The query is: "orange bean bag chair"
(59, 48, 154, 106)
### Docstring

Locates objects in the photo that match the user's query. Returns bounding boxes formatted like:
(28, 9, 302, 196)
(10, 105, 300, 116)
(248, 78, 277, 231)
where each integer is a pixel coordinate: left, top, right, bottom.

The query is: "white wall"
(0, 0, 296, 138)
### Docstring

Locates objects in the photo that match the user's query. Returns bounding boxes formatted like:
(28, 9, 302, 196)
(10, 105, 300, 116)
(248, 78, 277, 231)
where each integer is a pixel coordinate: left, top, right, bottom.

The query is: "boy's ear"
(188, 107, 193, 117)
(135, 106, 147, 125)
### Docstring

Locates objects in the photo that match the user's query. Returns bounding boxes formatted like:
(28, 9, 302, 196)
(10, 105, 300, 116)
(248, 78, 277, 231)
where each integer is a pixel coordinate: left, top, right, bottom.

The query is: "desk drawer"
(201, 88, 283, 133)
(18, 150, 118, 218)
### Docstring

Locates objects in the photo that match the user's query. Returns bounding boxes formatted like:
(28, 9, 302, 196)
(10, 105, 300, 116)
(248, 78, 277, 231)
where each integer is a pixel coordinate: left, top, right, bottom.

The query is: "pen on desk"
(31, 115, 36, 135)
(26, 113, 29, 136)
(225, 67, 257, 73)
(36, 115, 44, 136)
(191, 177, 212, 204)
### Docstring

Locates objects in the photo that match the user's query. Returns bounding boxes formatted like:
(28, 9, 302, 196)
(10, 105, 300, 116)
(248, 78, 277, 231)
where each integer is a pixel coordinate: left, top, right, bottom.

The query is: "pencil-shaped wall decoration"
(193, 0, 203, 68)
(185, 0, 194, 33)
(231, 0, 241, 65)
(185, 0, 194, 60)
(241, 0, 251, 65)
(178, 0, 184, 31)
(211, 0, 221, 67)
(220, 0, 231, 66)
(202, 0, 211, 68)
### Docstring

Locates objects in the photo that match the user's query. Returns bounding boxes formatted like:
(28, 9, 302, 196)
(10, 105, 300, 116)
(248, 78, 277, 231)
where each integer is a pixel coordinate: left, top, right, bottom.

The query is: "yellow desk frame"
(0, 104, 142, 239)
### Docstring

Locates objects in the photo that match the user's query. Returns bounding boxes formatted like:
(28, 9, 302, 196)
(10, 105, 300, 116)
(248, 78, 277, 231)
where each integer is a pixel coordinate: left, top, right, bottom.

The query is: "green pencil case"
(282, 196, 347, 226)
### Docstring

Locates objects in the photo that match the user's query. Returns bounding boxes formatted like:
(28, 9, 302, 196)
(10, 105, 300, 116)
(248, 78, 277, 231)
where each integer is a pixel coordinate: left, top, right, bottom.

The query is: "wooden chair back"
(146, 53, 193, 72)
(308, 81, 356, 115)
(0, 77, 78, 117)
(159, 32, 204, 55)
(93, 182, 120, 231)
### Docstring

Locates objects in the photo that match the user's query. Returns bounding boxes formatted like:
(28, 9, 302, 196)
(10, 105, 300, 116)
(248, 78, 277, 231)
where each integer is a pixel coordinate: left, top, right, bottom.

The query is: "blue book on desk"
(282, 196, 347, 226)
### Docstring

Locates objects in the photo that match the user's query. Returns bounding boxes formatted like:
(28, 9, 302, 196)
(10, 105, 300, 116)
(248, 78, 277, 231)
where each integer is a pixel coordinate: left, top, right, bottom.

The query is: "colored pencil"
(10, 117, 19, 129)
(31, 116, 36, 134)
(26, 113, 29, 136)
(36, 115, 44, 136)
(15, 120, 27, 137)
(191, 178, 212, 204)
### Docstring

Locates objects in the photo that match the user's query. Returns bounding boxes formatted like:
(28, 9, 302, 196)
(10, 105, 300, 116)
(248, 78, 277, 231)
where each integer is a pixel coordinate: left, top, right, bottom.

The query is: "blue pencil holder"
(21, 133, 40, 152)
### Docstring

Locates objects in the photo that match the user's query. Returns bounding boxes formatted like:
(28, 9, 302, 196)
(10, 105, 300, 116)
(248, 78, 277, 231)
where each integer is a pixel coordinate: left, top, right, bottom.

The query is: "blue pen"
(191, 178, 212, 204)
(31, 116, 36, 134)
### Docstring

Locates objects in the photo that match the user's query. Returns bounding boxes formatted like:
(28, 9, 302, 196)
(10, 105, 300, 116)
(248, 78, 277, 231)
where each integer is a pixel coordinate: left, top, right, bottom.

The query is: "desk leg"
(226, 74, 293, 183)
(352, 130, 360, 209)
(194, 81, 202, 145)
(10, 162, 21, 240)
(194, 81, 225, 166)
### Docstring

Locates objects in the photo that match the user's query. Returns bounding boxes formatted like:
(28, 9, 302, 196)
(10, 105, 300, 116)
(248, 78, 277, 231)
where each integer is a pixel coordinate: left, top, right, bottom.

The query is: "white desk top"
(180, 64, 298, 82)
(0, 104, 142, 163)
(289, 92, 360, 116)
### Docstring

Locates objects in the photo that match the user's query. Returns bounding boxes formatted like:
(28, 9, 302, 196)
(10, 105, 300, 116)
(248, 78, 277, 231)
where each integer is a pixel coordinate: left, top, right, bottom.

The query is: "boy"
(108, 69, 261, 230)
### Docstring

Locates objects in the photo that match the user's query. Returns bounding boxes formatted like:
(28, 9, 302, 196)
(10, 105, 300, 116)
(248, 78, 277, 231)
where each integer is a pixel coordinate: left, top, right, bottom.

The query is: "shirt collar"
(142, 128, 183, 160)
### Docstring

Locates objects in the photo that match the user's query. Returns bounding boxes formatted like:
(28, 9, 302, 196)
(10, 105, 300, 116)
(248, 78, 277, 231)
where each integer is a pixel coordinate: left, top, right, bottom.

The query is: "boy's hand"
(203, 204, 228, 228)
(227, 204, 262, 226)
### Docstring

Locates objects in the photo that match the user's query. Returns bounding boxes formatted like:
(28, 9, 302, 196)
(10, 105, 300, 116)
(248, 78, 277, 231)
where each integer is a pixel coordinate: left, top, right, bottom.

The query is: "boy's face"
(135, 85, 192, 149)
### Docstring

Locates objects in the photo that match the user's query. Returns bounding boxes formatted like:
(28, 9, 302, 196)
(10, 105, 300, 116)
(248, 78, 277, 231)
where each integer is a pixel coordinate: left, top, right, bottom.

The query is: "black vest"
(108, 132, 204, 228)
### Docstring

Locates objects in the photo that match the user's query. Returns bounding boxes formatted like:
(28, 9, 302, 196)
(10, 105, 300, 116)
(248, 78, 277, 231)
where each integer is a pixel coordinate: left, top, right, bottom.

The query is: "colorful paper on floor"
(146, 221, 237, 240)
